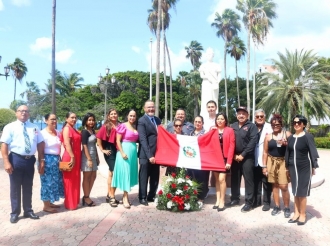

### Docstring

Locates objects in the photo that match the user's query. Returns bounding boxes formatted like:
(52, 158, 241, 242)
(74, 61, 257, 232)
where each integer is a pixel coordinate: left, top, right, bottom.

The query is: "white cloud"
(11, 0, 30, 7)
(55, 49, 74, 63)
(207, 0, 237, 23)
(132, 46, 141, 54)
(0, 0, 4, 11)
(30, 37, 52, 53)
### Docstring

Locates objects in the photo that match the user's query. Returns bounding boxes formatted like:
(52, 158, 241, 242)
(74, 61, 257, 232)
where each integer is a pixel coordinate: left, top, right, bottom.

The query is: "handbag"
(59, 161, 73, 171)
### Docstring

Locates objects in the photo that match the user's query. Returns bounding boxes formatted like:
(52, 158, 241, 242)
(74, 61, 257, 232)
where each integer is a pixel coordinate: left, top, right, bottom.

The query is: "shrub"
(0, 108, 16, 131)
(314, 137, 330, 149)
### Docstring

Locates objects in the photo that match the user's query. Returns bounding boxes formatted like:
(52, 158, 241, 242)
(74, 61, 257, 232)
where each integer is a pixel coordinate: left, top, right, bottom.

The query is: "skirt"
(40, 154, 65, 203)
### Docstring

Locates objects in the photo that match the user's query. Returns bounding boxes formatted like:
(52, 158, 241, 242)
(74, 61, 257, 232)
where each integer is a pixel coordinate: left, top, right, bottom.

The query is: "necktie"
(151, 117, 157, 128)
(23, 123, 31, 154)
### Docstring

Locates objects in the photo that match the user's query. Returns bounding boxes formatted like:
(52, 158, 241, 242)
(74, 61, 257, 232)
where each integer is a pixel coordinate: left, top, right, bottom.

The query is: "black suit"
(137, 114, 161, 200)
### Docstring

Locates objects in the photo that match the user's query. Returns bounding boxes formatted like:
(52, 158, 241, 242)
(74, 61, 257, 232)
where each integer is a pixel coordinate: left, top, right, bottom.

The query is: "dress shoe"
(297, 218, 307, 226)
(147, 197, 155, 202)
(217, 207, 225, 212)
(271, 206, 281, 216)
(262, 204, 270, 211)
(10, 215, 19, 223)
(212, 205, 219, 209)
(225, 200, 239, 207)
(288, 217, 299, 223)
(283, 207, 291, 218)
(241, 204, 252, 213)
(252, 203, 261, 209)
(139, 199, 148, 206)
(24, 212, 40, 220)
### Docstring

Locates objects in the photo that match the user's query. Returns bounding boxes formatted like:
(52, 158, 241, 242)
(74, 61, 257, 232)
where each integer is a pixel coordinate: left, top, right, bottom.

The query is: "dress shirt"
(203, 117, 216, 132)
(0, 120, 44, 155)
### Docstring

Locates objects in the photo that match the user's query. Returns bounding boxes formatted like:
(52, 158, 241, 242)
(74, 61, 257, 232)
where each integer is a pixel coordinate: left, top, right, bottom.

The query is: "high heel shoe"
(83, 196, 95, 207)
(213, 205, 219, 209)
(82, 197, 86, 206)
(288, 217, 299, 223)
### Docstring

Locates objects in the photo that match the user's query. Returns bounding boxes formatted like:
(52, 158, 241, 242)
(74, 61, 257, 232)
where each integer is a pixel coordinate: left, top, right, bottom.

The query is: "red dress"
(61, 126, 82, 210)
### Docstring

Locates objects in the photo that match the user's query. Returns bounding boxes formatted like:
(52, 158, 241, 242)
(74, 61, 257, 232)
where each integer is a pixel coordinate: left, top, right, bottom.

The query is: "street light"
(98, 67, 116, 121)
(150, 38, 153, 100)
(0, 56, 10, 80)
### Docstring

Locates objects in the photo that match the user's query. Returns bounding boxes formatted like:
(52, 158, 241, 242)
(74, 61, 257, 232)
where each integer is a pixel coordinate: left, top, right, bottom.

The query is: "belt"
(11, 152, 34, 159)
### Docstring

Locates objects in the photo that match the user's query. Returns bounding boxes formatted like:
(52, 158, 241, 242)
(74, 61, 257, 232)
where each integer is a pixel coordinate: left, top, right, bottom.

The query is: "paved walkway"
(0, 150, 329, 246)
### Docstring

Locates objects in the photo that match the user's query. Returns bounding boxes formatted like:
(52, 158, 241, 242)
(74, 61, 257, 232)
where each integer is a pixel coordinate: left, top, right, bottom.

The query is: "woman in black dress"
(285, 115, 319, 225)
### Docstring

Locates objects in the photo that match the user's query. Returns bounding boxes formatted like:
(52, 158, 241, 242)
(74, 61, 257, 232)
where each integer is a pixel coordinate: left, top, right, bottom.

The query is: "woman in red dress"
(61, 112, 82, 210)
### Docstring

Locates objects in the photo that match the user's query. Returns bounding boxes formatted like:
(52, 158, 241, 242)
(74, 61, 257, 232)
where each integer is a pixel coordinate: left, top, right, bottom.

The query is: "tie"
(23, 123, 31, 154)
(151, 117, 157, 128)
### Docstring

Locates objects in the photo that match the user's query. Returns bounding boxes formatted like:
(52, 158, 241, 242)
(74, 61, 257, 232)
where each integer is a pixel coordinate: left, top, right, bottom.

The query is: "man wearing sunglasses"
(166, 108, 194, 135)
(227, 106, 258, 213)
(253, 109, 273, 211)
(1, 105, 45, 223)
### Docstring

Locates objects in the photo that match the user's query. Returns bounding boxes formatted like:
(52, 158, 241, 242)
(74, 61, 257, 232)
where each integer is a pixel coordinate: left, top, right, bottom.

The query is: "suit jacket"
(255, 122, 273, 166)
(137, 114, 161, 159)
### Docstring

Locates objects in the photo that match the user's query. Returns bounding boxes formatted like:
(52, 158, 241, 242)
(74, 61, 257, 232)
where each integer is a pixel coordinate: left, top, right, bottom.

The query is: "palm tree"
(148, 0, 179, 122)
(236, 0, 277, 114)
(185, 40, 203, 71)
(57, 72, 84, 96)
(227, 36, 246, 107)
(20, 81, 40, 101)
(155, 0, 162, 117)
(257, 49, 330, 125)
(8, 58, 28, 101)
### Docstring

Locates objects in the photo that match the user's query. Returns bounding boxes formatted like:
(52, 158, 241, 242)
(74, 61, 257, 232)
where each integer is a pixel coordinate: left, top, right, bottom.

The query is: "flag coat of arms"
(155, 126, 225, 171)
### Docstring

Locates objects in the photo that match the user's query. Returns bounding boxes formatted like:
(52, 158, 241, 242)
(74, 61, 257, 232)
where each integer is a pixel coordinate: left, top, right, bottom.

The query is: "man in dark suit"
(137, 100, 161, 206)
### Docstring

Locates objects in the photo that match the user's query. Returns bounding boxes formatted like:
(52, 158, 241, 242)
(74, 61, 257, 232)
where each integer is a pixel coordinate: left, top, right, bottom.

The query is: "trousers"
(9, 153, 36, 216)
(253, 165, 272, 206)
(138, 159, 160, 200)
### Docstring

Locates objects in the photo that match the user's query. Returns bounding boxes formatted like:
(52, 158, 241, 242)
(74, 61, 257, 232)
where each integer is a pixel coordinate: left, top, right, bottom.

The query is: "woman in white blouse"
(39, 114, 64, 213)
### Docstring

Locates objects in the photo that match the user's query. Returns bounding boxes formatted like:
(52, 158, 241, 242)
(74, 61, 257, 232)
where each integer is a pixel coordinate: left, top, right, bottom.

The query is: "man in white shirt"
(1, 105, 44, 223)
(203, 100, 217, 132)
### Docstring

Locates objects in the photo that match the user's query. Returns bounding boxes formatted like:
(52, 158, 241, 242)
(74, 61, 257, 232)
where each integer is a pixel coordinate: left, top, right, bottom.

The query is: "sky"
(0, 0, 330, 109)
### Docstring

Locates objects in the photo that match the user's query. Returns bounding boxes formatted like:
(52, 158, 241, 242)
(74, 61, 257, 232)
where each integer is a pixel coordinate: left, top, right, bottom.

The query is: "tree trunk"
(165, 38, 173, 121)
(162, 13, 167, 126)
(155, 0, 162, 117)
(51, 0, 56, 114)
(224, 42, 228, 117)
(194, 94, 199, 117)
(235, 59, 240, 107)
(14, 78, 17, 101)
(246, 26, 251, 115)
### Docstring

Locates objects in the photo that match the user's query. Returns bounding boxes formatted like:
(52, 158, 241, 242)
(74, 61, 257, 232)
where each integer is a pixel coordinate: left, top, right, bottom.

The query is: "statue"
(199, 48, 221, 119)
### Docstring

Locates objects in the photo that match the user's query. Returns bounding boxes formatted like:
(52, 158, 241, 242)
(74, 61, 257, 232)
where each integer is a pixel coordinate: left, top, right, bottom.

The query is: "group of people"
(1, 100, 319, 226)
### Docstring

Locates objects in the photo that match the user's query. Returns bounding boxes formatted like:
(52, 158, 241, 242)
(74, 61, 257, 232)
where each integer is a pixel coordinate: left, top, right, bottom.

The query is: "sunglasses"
(271, 124, 281, 127)
(174, 125, 182, 127)
(292, 121, 302, 126)
(255, 115, 264, 119)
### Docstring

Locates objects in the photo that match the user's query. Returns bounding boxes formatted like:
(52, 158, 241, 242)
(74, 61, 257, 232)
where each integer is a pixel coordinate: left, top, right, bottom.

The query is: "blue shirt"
(0, 120, 44, 155)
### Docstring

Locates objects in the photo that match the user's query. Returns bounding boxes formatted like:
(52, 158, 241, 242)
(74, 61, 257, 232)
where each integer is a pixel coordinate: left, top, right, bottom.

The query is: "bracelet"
(41, 159, 45, 161)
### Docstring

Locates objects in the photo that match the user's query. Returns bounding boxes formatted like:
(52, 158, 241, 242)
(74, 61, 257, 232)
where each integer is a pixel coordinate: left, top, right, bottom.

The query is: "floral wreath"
(156, 168, 202, 212)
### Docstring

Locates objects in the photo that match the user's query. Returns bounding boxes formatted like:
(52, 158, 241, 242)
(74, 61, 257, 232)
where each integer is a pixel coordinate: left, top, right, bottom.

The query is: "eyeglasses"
(174, 125, 182, 128)
(49, 118, 57, 121)
(271, 124, 281, 128)
(17, 110, 29, 113)
(255, 115, 264, 119)
(292, 121, 302, 126)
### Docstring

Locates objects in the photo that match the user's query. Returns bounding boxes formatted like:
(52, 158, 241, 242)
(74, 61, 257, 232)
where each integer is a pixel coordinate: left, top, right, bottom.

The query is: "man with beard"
(166, 108, 194, 135)
(137, 100, 161, 205)
(253, 109, 273, 211)
(226, 106, 258, 212)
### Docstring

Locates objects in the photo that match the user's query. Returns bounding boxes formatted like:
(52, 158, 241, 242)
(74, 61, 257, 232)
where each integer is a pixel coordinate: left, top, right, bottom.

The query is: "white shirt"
(203, 116, 216, 132)
(0, 120, 44, 155)
(41, 129, 61, 155)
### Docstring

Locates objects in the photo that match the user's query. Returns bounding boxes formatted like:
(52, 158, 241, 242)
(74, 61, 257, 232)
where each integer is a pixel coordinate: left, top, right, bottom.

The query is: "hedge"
(314, 137, 330, 149)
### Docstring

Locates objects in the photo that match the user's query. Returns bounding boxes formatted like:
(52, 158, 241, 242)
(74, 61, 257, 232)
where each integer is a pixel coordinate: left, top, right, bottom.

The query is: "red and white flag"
(155, 127, 225, 171)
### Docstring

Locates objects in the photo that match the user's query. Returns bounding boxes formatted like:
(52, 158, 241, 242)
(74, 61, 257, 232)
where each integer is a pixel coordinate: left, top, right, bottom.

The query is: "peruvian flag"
(155, 126, 225, 171)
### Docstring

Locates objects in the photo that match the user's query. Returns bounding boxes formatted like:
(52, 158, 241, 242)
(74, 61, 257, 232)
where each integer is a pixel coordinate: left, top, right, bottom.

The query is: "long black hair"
(82, 112, 96, 132)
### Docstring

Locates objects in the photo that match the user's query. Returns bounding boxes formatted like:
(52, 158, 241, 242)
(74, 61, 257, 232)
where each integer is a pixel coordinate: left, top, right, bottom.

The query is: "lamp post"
(150, 38, 153, 100)
(98, 67, 116, 121)
(0, 56, 10, 80)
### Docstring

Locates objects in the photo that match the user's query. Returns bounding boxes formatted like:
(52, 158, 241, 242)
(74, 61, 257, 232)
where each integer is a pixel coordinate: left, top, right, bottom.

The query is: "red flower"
(171, 173, 176, 178)
(183, 185, 189, 190)
(166, 193, 172, 199)
(185, 175, 190, 179)
(178, 204, 184, 210)
(172, 195, 185, 206)
(193, 190, 198, 194)
(185, 194, 190, 200)
(171, 183, 177, 189)
(158, 190, 163, 195)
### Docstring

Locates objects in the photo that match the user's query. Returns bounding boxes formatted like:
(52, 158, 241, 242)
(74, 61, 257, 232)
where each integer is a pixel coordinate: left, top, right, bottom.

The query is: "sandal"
(106, 194, 119, 204)
(43, 208, 58, 213)
(82, 196, 96, 207)
(50, 203, 61, 208)
(109, 197, 118, 207)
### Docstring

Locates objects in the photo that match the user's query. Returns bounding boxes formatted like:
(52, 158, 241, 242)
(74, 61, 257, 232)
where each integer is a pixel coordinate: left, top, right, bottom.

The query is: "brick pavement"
(0, 150, 329, 246)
